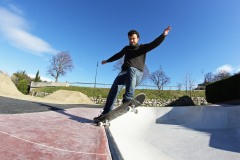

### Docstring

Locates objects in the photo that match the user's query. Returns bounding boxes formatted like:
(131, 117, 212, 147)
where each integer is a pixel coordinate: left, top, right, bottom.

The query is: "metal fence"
(69, 82, 179, 90)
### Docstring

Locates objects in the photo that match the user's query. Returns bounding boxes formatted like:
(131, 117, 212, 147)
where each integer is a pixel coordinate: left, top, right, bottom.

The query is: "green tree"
(17, 79, 29, 94)
(13, 71, 31, 84)
(13, 70, 31, 94)
(34, 70, 41, 82)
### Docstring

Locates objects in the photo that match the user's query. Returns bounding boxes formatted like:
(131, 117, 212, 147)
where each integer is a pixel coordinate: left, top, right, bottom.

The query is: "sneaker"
(122, 98, 131, 104)
(93, 113, 105, 122)
(122, 99, 133, 107)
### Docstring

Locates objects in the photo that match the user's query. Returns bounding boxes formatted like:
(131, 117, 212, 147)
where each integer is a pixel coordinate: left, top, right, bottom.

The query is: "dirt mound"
(0, 71, 25, 98)
(0, 71, 95, 105)
(44, 90, 95, 104)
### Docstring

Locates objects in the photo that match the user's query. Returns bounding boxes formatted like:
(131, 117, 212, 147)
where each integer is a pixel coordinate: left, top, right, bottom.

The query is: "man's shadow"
(35, 102, 95, 124)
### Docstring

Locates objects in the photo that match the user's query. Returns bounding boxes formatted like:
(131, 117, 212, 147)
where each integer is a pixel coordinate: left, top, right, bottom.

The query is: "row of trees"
(204, 70, 232, 83)
(12, 51, 237, 95)
(113, 57, 236, 92)
(45, 53, 236, 92)
(46, 52, 235, 92)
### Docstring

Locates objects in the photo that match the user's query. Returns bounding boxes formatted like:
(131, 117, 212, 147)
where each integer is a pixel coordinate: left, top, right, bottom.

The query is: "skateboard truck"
(127, 106, 138, 114)
(98, 119, 110, 127)
(127, 99, 141, 114)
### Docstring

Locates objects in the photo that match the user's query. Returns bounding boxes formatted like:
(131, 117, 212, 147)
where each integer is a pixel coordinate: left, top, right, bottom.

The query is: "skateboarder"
(94, 25, 171, 121)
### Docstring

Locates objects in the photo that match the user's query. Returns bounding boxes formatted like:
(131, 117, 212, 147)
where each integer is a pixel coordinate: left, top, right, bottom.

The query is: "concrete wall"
(30, 82, 70, 91)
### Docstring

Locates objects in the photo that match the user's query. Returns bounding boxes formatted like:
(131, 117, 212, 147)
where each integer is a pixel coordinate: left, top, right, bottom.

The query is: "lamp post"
(94, 61, 98, 88)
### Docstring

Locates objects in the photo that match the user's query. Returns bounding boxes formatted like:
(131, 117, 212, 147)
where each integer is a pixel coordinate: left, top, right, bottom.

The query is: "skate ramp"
(109, 105, 240, 160)
(156, 105, 240, 129)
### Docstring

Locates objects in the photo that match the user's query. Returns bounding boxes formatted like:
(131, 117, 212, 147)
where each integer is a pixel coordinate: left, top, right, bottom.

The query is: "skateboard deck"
(96, 93, 145, 126)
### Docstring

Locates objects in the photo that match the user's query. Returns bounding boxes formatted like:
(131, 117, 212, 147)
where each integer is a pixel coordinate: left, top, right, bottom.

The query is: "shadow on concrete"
(156, 106, 240, 153)
(35, 102, 94, 124)
(206, 129, 240, 153)
(0, 96, 100, 124)
(0, 96, 100, 114)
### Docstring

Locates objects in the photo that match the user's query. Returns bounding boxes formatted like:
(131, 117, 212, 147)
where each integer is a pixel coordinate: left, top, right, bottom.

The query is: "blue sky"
(0, 0, 239, 88)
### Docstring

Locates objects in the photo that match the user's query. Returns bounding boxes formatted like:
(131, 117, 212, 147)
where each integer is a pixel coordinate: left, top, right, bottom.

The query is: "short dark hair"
(128, 30, 140, 38)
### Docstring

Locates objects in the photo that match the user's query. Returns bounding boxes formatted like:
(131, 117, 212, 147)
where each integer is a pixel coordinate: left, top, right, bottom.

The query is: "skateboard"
(96, 93, 145, 127)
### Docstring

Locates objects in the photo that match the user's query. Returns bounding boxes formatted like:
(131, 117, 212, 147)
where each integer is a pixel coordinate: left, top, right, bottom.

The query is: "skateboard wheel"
(134, 109, 138, 114)
(127, 106, 132, 112)
(98, 122, 103, 126)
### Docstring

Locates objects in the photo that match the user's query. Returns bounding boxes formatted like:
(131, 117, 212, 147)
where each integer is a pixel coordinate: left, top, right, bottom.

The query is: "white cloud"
(40, 77, 54, 82)
(28, 74, 53, 82)
(216, 64, 233, 73)
(215, 64, 240, 74)
(0, 6, 58, 55)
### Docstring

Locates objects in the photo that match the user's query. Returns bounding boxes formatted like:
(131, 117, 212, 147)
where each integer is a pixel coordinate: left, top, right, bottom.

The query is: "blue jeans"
(102, 67, 143, 114)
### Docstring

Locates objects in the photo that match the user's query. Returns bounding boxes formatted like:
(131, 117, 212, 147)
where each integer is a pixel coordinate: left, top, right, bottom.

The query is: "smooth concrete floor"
(109, 105, 240, 160)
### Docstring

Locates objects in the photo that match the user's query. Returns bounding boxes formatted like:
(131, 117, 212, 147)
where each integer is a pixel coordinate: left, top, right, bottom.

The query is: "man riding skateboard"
(94, 25, 172, 121)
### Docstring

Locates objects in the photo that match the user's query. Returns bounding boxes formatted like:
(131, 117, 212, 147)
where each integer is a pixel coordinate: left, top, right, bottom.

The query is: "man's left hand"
(163, 25, 172, 36)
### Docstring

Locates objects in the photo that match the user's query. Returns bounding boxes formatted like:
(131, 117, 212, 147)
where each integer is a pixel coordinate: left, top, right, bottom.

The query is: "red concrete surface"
(0, 107, 111, 160)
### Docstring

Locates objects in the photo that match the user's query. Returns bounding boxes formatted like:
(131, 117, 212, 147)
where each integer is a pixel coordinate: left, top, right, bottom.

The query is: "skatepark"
(109, 106, 240, 160)
(1, 72, 240, 159)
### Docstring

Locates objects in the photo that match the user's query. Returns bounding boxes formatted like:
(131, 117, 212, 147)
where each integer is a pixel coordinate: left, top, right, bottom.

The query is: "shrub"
(17, 79, 29, 94)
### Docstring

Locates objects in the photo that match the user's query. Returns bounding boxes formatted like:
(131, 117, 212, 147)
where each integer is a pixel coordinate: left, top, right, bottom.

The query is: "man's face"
(128, 34, 139, 46)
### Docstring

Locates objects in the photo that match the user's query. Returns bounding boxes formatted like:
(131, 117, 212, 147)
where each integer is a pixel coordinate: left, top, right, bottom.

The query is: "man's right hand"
(101, 60, 107, 65)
